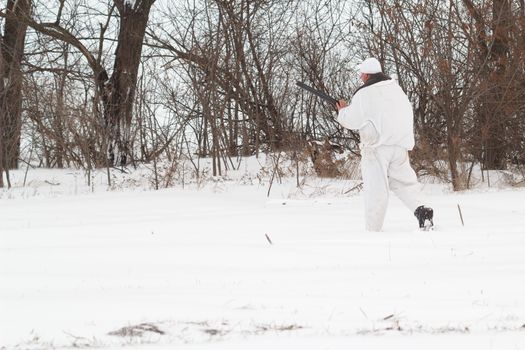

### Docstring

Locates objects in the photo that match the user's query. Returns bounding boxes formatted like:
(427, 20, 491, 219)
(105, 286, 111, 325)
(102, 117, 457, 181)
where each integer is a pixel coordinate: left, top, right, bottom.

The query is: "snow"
(1, 163, 525, 349)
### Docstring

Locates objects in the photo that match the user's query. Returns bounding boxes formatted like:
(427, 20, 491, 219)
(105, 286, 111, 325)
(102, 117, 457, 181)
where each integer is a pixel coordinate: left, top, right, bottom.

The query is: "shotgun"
(296, 81, 338, 107)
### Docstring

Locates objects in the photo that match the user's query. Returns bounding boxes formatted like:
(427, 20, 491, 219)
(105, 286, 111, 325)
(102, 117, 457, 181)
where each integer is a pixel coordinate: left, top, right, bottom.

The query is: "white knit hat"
(359, 58, 382, 74)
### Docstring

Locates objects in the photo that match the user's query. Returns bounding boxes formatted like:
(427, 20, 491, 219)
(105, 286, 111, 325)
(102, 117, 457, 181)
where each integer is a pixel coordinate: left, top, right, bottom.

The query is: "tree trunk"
(105, 0, 155, 166)
(0, 0, 31, 170)
(54, 43, 69, 168)
(483, 0, 511, 170)
(464, 0, 512, 170)
(446, 123, 462, 191)
(0, 57, 4, 188)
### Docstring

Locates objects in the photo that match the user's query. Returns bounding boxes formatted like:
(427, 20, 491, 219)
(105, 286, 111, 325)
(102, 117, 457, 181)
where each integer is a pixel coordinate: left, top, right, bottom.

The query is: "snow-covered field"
(1, 161, 525, 349)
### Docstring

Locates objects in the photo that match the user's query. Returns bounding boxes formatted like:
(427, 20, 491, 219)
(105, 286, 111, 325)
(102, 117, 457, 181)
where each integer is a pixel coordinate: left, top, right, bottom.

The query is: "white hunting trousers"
(360, 145, 422, 231)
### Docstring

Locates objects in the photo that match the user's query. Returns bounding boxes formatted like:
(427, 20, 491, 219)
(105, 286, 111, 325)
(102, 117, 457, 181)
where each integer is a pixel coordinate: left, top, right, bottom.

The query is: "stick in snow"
(265, 234, 273, 245)
(457, 204, 465, 226)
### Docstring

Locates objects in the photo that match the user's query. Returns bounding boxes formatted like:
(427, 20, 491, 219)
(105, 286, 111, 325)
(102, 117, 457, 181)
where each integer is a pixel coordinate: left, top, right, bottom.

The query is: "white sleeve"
(336, 94, 367, 130)
(359, 121, 379, 146)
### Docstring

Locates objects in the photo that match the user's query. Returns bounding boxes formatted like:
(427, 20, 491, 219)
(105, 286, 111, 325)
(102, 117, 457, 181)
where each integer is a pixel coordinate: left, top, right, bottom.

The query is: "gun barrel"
(296, 81, 338, 107)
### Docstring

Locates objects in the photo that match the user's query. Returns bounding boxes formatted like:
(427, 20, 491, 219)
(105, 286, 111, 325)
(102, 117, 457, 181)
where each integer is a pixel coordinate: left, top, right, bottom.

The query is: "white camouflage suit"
(337, 78, 422, 231)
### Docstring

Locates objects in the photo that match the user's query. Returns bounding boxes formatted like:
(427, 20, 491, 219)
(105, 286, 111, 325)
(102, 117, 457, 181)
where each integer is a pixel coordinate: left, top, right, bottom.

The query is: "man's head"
(359, 58, 382, 82)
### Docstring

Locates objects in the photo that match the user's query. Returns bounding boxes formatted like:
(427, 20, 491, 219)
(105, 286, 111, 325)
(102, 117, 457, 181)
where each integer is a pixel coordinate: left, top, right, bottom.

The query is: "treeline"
(0, 0, 524, 190)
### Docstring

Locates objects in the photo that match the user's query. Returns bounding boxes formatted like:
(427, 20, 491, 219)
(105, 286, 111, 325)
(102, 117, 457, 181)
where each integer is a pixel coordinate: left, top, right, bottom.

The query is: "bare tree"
(149, 0, 357, 167)
(149, 1, 299, 155)
(1, 0, 156, 167)
(104, 0, 156, 165)
(0, 0, 31, 176)
(0, 51, 3, 187)
(463, 0, 515, 170)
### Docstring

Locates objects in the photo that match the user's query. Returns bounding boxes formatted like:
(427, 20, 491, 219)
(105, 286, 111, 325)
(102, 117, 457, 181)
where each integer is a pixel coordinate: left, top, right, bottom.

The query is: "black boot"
(414, 206, 434, 230)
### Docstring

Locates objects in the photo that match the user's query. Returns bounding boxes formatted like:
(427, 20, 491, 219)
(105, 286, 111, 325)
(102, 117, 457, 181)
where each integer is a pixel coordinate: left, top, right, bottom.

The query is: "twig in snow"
(457, 204, 465, 226)
(265, 234, 273, 245)
(344, 182, 363, 194)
